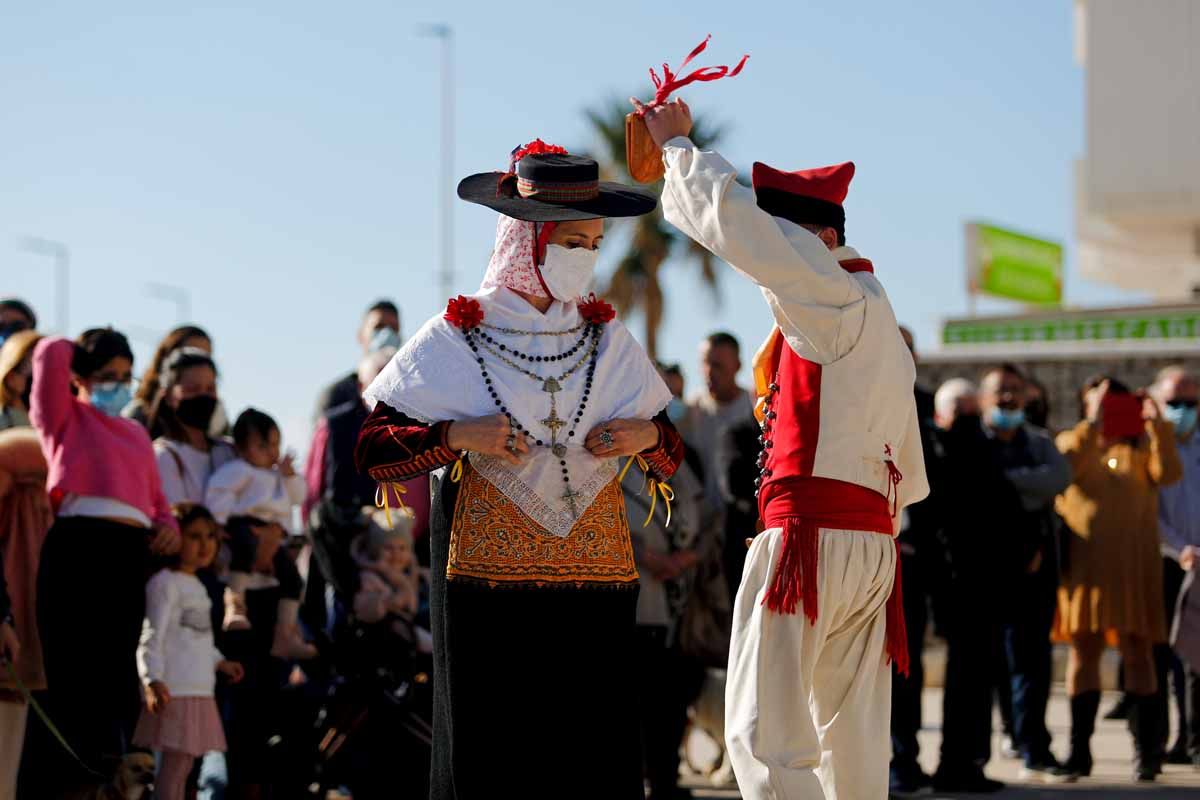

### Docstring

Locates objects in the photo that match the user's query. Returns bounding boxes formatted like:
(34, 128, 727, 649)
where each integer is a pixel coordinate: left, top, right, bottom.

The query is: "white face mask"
(539, 244, 598, 303)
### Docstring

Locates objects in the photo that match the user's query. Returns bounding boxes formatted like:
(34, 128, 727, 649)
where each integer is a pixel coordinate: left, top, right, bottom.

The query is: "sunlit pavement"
(678, 688, 1200, 798)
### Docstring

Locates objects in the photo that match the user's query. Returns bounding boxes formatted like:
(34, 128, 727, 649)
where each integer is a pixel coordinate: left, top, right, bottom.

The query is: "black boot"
(1103, 692, 1132, 720)
(1129, 694, 1165, 782)
(1065, 691, 1099, 777)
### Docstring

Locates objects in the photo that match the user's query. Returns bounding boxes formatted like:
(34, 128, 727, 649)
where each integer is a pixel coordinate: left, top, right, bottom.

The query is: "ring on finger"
(505, 435, 517, 451)
(599, 429, 615, 448)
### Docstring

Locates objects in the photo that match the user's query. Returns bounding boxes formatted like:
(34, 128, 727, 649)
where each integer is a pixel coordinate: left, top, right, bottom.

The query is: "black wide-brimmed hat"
(457, 150, 657, 222)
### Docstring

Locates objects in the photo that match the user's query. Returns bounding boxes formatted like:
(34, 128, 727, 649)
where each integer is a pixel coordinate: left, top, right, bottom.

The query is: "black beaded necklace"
(462, 323, 604, 518)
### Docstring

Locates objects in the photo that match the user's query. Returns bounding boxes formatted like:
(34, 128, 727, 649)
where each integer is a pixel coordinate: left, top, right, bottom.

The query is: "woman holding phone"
(1055, 376, 1182, 781)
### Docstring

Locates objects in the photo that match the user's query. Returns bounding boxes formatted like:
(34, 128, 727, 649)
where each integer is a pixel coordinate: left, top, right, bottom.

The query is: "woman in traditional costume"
(355, 140, 684, 798)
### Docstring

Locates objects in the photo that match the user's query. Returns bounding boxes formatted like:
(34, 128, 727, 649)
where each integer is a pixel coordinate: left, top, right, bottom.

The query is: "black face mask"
(176, 395, 218, 431)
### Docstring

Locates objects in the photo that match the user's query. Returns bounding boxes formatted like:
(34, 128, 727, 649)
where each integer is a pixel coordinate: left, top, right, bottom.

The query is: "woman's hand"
(217, 660, 245, 684)
(145, 680, 170, 713)
(0, 621, 20, 664)
(149, 524, 181, 555)
(1181, 546, 1196, 572)
(446, 415, 529, 466)
(585, 419, 660, 458)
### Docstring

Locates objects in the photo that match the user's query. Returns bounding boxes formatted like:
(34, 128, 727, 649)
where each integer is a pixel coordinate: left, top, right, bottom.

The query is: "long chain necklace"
(463, 323, 603, 518)
(474, 326, 592, 365)
(479, 320, 586, 337)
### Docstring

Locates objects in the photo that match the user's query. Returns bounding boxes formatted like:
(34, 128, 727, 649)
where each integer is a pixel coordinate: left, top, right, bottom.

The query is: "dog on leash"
(61, 751, 156, 800)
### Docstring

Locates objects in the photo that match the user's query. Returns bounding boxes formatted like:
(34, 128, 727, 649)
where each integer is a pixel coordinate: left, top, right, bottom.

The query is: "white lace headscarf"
(479, 215, 557, 298)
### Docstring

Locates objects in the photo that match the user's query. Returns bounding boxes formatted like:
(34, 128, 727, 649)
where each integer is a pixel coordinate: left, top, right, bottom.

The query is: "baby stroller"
(267, 501, 433, 798)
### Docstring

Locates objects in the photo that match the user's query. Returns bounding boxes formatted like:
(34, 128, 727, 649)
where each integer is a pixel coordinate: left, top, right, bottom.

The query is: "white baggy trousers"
(726, 526, 896, 800)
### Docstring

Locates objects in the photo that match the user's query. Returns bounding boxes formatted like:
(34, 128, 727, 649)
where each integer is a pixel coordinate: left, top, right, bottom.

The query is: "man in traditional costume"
(355, 141, 684, 799)
(634, 98, 929, 799)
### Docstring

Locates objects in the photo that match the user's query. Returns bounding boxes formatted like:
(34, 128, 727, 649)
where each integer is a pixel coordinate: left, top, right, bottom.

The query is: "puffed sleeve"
(355, 402, 459, 481)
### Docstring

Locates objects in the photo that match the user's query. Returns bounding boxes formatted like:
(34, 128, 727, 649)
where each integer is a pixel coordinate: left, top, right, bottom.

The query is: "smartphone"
(1102, 393, 1144, 440)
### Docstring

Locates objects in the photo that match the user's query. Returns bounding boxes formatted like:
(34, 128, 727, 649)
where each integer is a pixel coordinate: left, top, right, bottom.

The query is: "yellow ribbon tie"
(620, 455, 672, 528)
(645, 479, 674, 528)
(374, 482, 409, 529)
(450, 457, 464, 484)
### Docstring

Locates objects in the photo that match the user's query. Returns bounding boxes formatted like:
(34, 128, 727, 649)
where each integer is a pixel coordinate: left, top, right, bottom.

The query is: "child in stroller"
(266, 506, 433, 799)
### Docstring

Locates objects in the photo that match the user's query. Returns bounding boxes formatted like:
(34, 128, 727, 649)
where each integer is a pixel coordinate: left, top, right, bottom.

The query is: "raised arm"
(29, 337, 79, 440)
(1146, 420, 1182, 487)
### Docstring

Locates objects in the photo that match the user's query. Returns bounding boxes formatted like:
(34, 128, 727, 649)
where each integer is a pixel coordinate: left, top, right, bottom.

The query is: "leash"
(3, 658, 107, 779)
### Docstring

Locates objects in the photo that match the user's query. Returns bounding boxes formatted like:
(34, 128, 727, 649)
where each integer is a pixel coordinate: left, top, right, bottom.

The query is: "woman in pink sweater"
(26, 330, 179, 795)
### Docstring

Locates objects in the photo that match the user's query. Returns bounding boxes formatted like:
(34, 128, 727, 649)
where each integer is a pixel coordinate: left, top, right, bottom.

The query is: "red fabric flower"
(444, 295, 484, 331)
(510, 138, 568, 168)
(578, 294, 616, 325)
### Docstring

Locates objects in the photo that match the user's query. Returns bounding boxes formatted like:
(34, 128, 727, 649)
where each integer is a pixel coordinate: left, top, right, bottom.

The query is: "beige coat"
(1056, 420, 1182, 641)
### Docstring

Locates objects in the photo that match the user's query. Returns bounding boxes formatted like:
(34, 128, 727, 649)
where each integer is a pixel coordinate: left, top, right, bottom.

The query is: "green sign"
(967, 222, 1063, 305)
(944, 310, 1200, 346)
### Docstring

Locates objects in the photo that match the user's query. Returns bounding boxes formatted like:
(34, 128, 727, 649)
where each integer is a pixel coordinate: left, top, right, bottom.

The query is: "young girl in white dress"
(134, 504, 244, 800)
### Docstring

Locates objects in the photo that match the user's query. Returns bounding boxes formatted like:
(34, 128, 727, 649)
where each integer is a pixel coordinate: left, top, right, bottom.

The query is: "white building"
(1074, 0, 1200, 299)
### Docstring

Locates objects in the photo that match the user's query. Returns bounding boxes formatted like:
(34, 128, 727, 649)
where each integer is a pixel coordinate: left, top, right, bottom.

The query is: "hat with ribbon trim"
(458, 139, 657, 222)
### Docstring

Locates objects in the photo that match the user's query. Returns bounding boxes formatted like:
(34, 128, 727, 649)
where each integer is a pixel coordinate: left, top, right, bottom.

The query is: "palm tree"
(584, 98, 726, 360)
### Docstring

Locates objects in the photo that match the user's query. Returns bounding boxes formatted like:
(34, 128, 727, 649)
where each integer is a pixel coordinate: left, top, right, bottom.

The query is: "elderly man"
(1152, 365, 1200, 766)
(934, 378, 978, 430)
(935, 364, 1071, 790)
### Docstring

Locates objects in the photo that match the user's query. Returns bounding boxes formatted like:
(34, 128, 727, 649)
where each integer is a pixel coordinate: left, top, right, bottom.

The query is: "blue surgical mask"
(666, 397, 687, 423)
(988, 407, 1025, 432)
(368, 327, 402, 353)
(89, 381, 133, 417)
(1164, 404, 1198, 437)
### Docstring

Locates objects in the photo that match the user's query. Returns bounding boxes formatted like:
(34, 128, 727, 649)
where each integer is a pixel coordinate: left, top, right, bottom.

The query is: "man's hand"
(630, 97, 693, 149)
(1182, 546, 1196, 572)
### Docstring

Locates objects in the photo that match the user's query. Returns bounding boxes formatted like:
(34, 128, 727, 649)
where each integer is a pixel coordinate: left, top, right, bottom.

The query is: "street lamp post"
(18, 236, 70, 334)
(419, 23, 455, 302)
(145, 282, 193, 323)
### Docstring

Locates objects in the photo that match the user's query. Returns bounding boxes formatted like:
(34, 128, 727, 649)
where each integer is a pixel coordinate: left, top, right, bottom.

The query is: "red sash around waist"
(758, 476, 909, 676)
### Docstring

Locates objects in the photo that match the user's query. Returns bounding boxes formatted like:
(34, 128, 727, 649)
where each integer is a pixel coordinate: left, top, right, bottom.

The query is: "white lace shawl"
(363, 287, 671, 537)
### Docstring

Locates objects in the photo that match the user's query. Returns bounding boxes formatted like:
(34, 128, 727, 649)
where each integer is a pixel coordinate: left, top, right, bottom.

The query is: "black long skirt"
(428, 471, 644, 800)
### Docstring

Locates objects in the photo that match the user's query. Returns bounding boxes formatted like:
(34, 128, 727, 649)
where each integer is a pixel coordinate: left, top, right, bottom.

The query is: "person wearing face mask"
(1150, 365, 1200, 767)
(23, 330, 180, 795)
(356, 139, 683, 798)
(1056, 376, 1182, 782)
(122, 324, 229, 439)
(0, 330, 40, 431)
(314, 300, 402, 423)
(972, 364, 1073, 784)
(147, 348, 235, 507)
(642, 99, 929, 799)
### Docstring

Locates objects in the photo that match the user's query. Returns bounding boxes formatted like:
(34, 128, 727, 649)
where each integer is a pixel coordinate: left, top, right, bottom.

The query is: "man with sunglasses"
(1151, 365, 1200, 767)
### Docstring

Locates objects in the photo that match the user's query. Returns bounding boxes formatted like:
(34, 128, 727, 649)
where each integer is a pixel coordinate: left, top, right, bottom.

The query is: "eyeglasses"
(1167, 399, 1198, 409)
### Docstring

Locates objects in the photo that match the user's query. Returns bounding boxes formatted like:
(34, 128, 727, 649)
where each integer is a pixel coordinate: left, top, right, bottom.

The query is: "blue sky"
(2, 1, 1144, 453)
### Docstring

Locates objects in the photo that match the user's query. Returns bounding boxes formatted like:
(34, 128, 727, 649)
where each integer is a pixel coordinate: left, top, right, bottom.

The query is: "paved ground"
(679, 688, 1200, 798)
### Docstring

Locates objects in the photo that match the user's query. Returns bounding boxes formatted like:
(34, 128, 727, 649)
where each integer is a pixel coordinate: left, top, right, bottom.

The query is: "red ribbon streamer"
(644, 34, 749, 110)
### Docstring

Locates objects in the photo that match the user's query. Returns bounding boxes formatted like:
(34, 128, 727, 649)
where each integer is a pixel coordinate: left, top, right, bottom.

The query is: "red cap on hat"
(751, 161, 855, 206)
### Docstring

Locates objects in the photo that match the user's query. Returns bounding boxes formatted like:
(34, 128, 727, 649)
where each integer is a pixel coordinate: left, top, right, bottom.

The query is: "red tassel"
(762, 518, 820, 624)
(885, 539, 910, 677)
